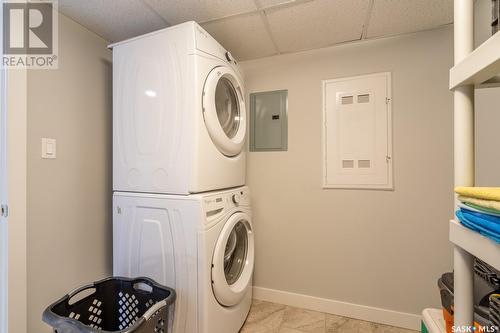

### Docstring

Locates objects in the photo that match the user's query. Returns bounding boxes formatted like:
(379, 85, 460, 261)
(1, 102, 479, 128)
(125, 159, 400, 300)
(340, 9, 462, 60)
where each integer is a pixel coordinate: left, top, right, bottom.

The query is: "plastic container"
(475, 259, 500, 290)
(43, 276, 175, 333)
(421, 308, 446, 333)
(438, 269, 500, 333)
(493, 0, 500, 35)
(438, 273, 454, 333)
(491, 294, 500, 329)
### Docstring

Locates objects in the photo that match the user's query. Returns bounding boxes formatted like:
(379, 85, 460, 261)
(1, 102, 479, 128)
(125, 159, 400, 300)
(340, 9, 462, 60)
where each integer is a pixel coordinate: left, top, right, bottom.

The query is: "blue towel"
(456, 208, 500, 243)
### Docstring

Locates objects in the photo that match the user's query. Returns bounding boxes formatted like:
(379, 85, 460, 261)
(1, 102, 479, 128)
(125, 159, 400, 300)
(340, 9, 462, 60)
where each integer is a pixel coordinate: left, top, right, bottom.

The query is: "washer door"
(203, 66, 246, 157)
(212, 212, 254, 307)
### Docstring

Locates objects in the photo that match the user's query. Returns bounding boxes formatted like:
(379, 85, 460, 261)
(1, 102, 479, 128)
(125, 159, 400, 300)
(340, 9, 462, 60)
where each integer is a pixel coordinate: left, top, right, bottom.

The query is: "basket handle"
(67, 283, 96, 305)
(132, 277, 157, 293)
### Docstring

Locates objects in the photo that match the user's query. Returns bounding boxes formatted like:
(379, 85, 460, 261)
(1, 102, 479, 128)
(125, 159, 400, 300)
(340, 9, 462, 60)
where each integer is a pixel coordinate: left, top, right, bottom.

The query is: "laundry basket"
(43, 276, 175, 333)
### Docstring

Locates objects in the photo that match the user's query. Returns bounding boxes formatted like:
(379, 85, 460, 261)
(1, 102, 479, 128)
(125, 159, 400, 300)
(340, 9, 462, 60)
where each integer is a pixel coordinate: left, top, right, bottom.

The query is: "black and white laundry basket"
(43, 277, 175, 333)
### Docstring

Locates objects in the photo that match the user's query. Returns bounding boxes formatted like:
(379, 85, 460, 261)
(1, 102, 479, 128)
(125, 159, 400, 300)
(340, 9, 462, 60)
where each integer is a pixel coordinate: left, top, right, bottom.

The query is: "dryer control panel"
(195, 25, 237, 65)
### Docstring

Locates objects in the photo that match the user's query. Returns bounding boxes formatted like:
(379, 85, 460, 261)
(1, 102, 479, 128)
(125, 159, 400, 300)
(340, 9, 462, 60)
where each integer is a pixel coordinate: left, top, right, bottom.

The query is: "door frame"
(0, 1, 7, 330)
(6, 66, 28, 333)
(0, 56, 7, 333)
(1, 4, 36, 333)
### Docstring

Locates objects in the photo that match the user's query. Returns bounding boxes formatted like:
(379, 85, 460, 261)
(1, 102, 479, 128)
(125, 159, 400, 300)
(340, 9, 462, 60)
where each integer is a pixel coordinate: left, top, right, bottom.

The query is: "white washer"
(113, 187, 253, 333)
(110, 22, 246, 195)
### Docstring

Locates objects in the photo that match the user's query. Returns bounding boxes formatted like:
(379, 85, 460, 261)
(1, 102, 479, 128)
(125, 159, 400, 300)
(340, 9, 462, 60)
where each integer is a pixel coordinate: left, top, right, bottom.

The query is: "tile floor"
(240, 300, 418, 333)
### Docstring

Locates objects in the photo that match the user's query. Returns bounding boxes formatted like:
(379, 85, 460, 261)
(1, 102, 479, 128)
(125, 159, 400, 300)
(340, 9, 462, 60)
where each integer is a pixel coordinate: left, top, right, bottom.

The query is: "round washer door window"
(203, 66, 246, 157)
(212, 212, 254, 307)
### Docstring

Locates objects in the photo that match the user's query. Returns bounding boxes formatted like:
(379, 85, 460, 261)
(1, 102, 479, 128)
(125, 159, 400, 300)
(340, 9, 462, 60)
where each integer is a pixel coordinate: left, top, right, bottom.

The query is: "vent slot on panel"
(342, 160, 354, 168)
(358, 160, 371, 168)
(341, 96, 353, 105)
(357, 94, 370, 103)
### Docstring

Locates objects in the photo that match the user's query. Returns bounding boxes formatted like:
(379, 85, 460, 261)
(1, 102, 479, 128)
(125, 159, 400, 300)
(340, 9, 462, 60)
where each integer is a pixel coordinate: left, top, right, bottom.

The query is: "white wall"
(475, 88, 500, 186)
(241, 26, 454, 326)
(27, 14, 112, 332)
(474, 0, 500, 186)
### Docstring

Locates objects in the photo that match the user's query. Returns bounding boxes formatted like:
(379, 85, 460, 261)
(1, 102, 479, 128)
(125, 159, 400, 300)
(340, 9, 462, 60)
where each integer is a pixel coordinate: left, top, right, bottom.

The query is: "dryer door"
(203, 66, 246, 157)
(212, 212, 254, 307)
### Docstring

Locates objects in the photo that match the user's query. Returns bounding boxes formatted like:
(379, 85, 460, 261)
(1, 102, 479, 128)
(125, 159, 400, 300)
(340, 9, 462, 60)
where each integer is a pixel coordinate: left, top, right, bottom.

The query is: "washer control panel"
(203, 187, 250, 219)
(203, 196, 225, 214)
(231, 193, 241, 204)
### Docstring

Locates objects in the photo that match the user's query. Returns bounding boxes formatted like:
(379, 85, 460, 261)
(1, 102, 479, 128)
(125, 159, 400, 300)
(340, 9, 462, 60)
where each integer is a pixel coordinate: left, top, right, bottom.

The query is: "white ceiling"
(58, 0, 453, 61)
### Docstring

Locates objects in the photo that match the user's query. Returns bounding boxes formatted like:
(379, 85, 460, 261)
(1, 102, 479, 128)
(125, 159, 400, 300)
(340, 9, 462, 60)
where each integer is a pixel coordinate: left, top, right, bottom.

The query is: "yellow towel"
(458, 196, 500, 211)
(455, 187, 500, 201)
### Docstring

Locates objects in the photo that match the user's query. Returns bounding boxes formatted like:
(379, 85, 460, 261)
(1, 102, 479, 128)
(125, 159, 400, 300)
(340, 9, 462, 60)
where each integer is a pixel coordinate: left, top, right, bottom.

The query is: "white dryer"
(110, 22, 246, 195)
(113, 187, 254, 333)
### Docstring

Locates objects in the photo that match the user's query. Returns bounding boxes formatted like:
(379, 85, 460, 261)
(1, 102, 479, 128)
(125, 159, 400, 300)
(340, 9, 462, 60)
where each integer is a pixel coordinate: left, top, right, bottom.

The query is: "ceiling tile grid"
(58, 0, 455, 61)
(367, 0, 453, 38)
(264, 0, 370, 53)
(254, 0, 313, 10)
(142, 0, 258, 25)
(202, 12, 278, 61)
(58, 0, 168, 42)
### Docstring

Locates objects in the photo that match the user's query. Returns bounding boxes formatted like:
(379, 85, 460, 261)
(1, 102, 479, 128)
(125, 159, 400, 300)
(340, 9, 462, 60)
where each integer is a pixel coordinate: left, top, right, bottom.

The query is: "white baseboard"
(252, 286, 421, 331)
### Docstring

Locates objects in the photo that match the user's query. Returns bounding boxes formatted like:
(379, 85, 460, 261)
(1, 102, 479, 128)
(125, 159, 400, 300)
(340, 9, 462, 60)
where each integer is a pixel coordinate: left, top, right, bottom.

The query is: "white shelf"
(450, 31, 500, 89)
(449, 219, 500, 270)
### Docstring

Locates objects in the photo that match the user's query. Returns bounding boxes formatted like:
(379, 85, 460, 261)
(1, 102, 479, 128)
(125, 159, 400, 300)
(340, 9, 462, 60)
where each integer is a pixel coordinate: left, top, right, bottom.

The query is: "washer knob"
(232, 193, 241, 204)
(225, 51, 233, 62)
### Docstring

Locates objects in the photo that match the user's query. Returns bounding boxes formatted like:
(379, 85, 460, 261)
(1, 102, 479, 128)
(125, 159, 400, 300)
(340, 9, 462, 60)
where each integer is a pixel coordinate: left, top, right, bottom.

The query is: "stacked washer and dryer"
(110, 22, 254, 333)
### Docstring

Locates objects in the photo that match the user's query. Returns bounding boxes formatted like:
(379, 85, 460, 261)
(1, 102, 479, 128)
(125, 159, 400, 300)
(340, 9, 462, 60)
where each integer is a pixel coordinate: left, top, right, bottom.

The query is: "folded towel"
(458, 202, 500, 217)
(456, 209, 500, 243)
(455, 187, 500, 201)
(458, 195, 500, 211)
(456, 208, 500, 243)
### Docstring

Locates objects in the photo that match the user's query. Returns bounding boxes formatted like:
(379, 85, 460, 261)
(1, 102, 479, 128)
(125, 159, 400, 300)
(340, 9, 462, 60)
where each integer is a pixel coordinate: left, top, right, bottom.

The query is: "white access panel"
(113, 193, 199, 333)
(323, 72, 392, 189)
(112, 28, 190, 194)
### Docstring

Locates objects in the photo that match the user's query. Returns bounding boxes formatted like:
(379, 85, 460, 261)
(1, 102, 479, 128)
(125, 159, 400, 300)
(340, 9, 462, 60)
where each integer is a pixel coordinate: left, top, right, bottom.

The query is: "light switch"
(41, 138, 56, 159)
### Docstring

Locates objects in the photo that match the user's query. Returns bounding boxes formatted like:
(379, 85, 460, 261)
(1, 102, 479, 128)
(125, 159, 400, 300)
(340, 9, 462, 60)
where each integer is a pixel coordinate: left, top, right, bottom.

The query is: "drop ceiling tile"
(265, 0, 370, 53)
(58, 0, 167, 42)
(202, 12, 277, 61)
(367, 0, 453, 38)
(255, 0, 310, 9)
(143, 0, 258, 25)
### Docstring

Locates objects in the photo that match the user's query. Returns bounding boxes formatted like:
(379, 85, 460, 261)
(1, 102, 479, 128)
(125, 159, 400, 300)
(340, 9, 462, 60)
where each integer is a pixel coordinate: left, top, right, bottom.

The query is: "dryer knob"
(225, 51, 233, 62)
(232, 193, 241, 204)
